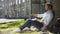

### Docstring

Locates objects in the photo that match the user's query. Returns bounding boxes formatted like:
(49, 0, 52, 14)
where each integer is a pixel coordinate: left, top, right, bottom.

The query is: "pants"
(20, 16, 43, 30)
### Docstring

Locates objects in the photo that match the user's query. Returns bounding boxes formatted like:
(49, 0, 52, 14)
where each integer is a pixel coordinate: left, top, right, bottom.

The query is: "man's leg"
(11, 20, 33, 33)
(20, 20, 33, 30)
(20, 16, 36, 30)
(31, 21, 44, 31)
(11, 16, 36, 33)
(28, 16, 43, 30)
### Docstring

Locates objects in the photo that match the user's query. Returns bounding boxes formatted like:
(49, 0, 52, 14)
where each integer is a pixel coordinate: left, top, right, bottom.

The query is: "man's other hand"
(31, 14, 37, 17)
(36, 19, 44, 24)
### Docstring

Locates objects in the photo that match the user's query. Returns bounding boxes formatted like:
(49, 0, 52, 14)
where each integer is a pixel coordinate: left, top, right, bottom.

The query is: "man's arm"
(31, 14, 38, 17)
(36, 18, 44, 24)
(30, 14, 44, 24)
(31, 14, 43, 18)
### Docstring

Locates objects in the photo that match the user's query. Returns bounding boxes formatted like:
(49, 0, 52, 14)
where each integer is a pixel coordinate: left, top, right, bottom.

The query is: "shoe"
(10, 28, 21, 34)
(30, 26, 39, 31)
(40, 31, 49, 34)
(23, 27, 31, 31)
(11, 27, 31, 33)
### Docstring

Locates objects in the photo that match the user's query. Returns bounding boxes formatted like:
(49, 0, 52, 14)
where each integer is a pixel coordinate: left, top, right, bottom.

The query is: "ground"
(0, 28, 53, 34)
(0, 19, 53, 34)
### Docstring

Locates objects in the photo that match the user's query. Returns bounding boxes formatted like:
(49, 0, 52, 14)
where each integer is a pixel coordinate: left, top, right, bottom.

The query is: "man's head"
(45, 3, 53, 11)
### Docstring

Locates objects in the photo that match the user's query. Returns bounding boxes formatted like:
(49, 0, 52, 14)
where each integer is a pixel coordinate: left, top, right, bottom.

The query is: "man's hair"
(46, 4, 53, 9)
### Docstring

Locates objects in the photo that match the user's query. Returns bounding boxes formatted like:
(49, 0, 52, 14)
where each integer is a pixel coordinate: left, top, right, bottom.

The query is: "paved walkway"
(0, 18, 23, 23)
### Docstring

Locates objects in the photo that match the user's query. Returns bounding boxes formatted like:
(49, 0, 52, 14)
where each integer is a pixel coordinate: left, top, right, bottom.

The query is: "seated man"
(12, 3, 54, 33)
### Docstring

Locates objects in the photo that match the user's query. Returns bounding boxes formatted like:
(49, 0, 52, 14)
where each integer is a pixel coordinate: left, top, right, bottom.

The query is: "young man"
(12, 3, 54, 33)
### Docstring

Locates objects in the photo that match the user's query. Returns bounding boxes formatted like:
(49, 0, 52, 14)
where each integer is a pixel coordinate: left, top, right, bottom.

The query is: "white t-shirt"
(37, 10, 53, 27)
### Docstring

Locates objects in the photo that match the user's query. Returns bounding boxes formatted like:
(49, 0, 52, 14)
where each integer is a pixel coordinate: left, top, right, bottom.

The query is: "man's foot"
(23, 27, 31, 31)
(11, 27, 31, 33)
(40, 31, 49, 34)
(10, 28, 22, 34)
(30, 26, 39, 31)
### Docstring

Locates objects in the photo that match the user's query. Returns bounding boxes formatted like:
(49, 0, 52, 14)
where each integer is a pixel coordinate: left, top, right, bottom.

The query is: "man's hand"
(36, 19, 44, 24)
(31, 14, 37, 17)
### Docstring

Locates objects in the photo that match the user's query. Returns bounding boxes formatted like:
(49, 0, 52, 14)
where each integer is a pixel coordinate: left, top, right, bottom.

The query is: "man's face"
(45, 4, 49, 11)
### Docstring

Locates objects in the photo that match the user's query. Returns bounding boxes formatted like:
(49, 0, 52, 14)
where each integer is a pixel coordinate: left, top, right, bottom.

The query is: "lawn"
(0, 20, 52, 34)
(0, 20, 40, 34)
(0, 20, 26, 34)
(0, 20, 25, 29)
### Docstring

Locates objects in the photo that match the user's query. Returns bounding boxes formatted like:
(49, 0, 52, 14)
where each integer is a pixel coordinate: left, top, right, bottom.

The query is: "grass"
(0, 20, 52, 34)
(0, 20, 40, 34)
(0, 20, 25, 29)
(0, 20, 37, 34)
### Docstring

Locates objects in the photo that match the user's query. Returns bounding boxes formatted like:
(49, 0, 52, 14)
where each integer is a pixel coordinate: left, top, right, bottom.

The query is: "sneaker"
(23, 27, 31, 31)
(10, 28, 21, 34)
(40, 31, 49, 34)
(30, 26, 39, 31)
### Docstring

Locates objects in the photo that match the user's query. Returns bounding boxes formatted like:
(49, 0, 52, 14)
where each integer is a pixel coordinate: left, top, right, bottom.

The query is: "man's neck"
(46, 9, 51, 11)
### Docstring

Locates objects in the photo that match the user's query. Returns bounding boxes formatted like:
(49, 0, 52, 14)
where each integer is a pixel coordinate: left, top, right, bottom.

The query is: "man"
(12, 3, 54, 33)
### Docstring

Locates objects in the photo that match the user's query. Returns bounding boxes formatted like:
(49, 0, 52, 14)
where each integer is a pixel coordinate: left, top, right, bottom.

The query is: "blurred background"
(0, 0, 60, 34)
(0, 0, 60, 19)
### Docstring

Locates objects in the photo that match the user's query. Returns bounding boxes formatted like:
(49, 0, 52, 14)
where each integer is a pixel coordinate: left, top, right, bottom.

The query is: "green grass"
(0, 20, 52, 34)
(0, 20, 25, 29)
(0, 20, 40, 34)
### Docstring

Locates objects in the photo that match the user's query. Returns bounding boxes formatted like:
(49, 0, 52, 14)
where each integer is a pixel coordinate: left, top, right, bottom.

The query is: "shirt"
(37, 10, 53, 27)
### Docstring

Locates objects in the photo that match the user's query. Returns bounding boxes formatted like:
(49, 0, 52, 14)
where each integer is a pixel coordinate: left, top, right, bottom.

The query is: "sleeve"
(41, 13, 53, 26)
(37, 14, 44, 18)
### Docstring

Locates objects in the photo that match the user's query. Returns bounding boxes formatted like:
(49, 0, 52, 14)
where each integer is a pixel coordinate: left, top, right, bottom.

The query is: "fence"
(0, 0, 52, 19)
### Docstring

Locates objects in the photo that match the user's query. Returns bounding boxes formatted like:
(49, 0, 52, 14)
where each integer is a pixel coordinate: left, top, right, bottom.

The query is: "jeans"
(20, 16, 43, 30)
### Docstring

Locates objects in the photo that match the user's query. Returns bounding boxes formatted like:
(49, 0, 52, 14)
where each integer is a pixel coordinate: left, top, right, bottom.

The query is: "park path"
(0, 18, 23, 23)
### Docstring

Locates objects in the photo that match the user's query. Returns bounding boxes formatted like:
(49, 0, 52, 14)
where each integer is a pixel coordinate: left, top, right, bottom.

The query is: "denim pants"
(20, 16, 43, 30)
